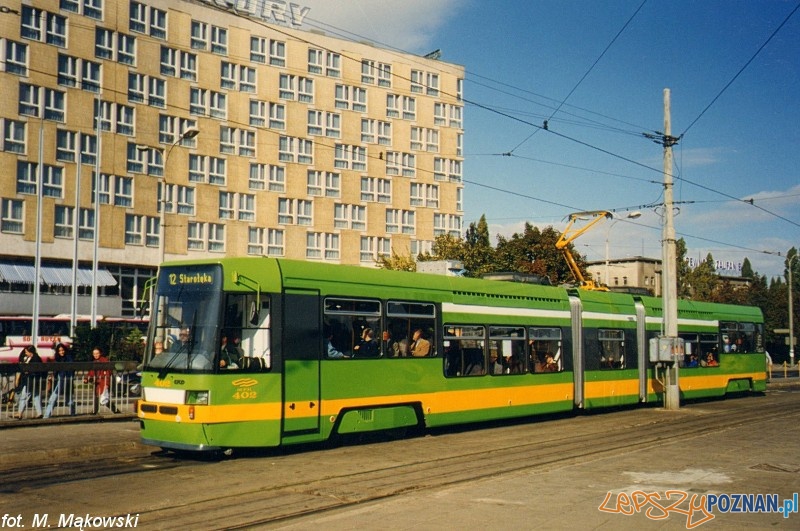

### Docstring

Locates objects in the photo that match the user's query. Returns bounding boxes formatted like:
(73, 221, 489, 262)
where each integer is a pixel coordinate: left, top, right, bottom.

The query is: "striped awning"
(0, 263, 36, 284)
(0, 262, 117, 287)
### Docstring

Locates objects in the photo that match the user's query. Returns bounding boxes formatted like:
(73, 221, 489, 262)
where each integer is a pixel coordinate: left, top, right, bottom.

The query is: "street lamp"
(139, 127, 199, 268)
(604, 211, 642, 286)
(789, 253, 797, 366)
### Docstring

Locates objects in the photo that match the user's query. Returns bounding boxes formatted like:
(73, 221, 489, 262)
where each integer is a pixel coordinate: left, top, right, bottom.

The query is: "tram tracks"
(131, 394, 799, 529)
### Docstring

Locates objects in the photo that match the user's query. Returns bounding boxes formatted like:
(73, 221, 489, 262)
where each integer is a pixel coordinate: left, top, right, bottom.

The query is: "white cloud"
(298, 0, 461, 52)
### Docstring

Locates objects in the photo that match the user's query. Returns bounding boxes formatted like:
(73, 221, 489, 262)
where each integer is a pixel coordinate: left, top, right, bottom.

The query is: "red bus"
(0, 315, 148, 362)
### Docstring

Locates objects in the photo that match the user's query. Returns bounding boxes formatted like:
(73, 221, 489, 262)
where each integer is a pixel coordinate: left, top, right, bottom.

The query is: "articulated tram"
(138, 258, 766, 452)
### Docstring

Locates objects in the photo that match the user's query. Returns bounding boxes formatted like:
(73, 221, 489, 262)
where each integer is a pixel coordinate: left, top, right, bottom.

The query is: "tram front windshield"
(145, 265, 223, 372)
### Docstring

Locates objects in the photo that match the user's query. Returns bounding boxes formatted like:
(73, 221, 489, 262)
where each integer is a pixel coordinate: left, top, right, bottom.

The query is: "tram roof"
(162, 257, 570, 305)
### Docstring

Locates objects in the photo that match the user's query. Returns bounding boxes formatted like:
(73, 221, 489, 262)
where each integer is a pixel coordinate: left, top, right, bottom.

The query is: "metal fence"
(0, 361, 139, 424)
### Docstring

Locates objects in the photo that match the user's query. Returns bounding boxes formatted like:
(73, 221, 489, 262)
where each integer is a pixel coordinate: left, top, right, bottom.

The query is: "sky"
(296, 0, 800, 279)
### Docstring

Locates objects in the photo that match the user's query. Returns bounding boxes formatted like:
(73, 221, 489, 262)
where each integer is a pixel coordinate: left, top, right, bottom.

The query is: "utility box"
(416, 260, 464, 276)
(649, 336, 684, 363)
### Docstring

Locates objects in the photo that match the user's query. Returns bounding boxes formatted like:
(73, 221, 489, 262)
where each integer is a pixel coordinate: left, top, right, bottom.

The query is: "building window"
(61, 0, 103, 19)
(78, 208, 94, 240)
(279, 74, 313, 103)
(307, 171, 339, 197)
(360, 176, 391, 203)
(1, 198, 24, 233)
(360, 236, 391, 262)
(130, 2, 166, 39)
(267, 228, 284, 256)
(208, 223, 225, 252)
(210, 26, 227, 54)
(334, 144, 366, 171)
(3, 40, 28, 76)
(269, 39, 286, 66)
(250, 36, 267, 63)
(189, 88, 226, 119)
(249, 163, 284, 192)
(334, 204, 366, 231)
(307, 232, 339, 260)
(386, 209, 415, 235)
(220, 126, 255, 157)
(22, 7, 68, 48)
(3, 119, 26, 154)
(187, 221, 204, 250)
(125, 214, 144, 245)
(19, 84, 66, 122)
(17, 162, 37, 194)
(95, 28, 136, 65)
(190, 20, 206, 49)
(361, 60, 391, 87)
(278, 198, 312, 226)
(278, 136, 313, 164)
(334, 84, 367, 112)
(248, 227, 265, 255)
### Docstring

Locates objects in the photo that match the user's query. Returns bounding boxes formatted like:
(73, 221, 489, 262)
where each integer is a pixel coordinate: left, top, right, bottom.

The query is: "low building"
(586, 256, 662, 296)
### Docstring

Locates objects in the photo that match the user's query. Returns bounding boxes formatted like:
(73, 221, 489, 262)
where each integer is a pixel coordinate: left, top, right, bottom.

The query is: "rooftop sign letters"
(200, 0, 311, 28)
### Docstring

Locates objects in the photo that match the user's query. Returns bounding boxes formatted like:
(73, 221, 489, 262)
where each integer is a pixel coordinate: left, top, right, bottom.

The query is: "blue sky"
(299, 0, 800, 279)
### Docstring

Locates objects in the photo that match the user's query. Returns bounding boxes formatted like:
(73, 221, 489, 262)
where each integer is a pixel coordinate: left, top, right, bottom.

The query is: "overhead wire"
(24, 3, 798, 251)
(507, 0, 649, 153)
(680, 1, 800, 137)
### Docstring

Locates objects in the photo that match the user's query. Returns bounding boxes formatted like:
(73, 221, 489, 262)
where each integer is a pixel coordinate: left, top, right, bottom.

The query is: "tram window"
(720, 322, 738, 352)
(529, 327, 562, 373)
(739, 323, 755, 353)
(324, 298, 381, 358)
(488, 327, 525, 374)
(220, 293, 271, 371)
(598, 329, 625, 370)
(386, 301, 437, 357)
(679, 333, 697, 367)
(443, 325, 485, 376)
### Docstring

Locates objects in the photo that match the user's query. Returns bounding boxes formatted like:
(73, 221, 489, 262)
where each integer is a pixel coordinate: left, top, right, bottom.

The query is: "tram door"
(281, 289, 321, 435)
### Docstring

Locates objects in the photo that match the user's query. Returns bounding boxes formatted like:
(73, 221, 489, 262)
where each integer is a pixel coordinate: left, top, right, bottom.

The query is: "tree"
(462, 215, 494, 276)
(741, 257, 754, 279)
(676, 238, 692, 298)
(377, 251, 417, 272)
(685, 253, 719, 301)
(495, 224, 578, 285)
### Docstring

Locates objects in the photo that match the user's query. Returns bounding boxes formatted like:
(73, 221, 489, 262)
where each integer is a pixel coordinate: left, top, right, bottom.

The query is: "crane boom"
(555, 210, 612, 291)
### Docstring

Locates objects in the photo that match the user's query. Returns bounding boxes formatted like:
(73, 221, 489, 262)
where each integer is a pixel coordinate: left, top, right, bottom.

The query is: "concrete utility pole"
(790, 253, 797, 366)
(661, 88, 680, 410)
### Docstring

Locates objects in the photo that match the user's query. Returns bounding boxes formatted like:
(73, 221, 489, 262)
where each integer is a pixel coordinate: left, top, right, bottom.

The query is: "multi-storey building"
(0, 0, 465, 317)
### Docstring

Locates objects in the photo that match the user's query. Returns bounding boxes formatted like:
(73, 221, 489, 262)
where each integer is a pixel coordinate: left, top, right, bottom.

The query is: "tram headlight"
(186, 390, 209, 405)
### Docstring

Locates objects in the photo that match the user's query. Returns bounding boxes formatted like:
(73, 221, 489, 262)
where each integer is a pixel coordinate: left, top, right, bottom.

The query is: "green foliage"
(71, 323, 113, 361)
(70, 322, 144, 361)
(376, 251, 417, 272)
(495, 224, 579, 285)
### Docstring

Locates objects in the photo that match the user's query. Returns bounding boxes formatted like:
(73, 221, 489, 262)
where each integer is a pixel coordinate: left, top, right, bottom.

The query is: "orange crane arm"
(555, 210, 612, 291)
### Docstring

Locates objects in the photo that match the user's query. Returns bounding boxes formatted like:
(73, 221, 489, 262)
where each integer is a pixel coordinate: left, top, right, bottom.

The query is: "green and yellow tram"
(138, 258, 766, 452)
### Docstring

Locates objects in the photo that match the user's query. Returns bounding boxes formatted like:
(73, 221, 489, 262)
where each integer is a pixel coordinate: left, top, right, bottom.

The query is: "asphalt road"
(2, 382, 799, 530)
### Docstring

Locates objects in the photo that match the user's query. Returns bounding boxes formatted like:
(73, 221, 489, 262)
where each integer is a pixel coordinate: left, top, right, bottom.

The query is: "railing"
(768, 362, 800, 380)
(0, 361, 139, 424)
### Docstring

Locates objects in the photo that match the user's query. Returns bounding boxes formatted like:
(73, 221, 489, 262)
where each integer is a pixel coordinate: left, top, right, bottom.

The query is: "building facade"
(585, 256, 662, 296)
(0, 0, 465, 317)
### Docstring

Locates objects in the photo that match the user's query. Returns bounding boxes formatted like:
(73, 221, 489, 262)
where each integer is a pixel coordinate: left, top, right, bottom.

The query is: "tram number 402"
(233, 390, 258, 400)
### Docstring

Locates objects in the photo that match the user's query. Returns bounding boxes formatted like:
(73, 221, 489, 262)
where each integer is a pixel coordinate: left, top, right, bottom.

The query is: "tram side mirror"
(249, 301, 259, 326)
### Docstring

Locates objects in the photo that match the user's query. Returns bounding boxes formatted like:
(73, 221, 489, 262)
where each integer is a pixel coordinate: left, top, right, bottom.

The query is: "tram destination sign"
(197, 0, 311, 28)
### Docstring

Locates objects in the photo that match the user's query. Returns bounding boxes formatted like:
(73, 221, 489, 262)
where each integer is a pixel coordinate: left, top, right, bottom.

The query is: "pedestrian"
(44, 342, 76, 418)
(13, 345, 44, 419)
(84, 346, 118, 414)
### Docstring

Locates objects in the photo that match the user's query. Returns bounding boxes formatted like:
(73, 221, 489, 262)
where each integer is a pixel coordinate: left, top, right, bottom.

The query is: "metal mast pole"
(790, 254, 796, 366)
(662, 88, 680, 410)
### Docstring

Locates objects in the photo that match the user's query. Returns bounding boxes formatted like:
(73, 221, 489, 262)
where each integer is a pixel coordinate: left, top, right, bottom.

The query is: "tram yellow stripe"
(140, 371, 764, 425)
